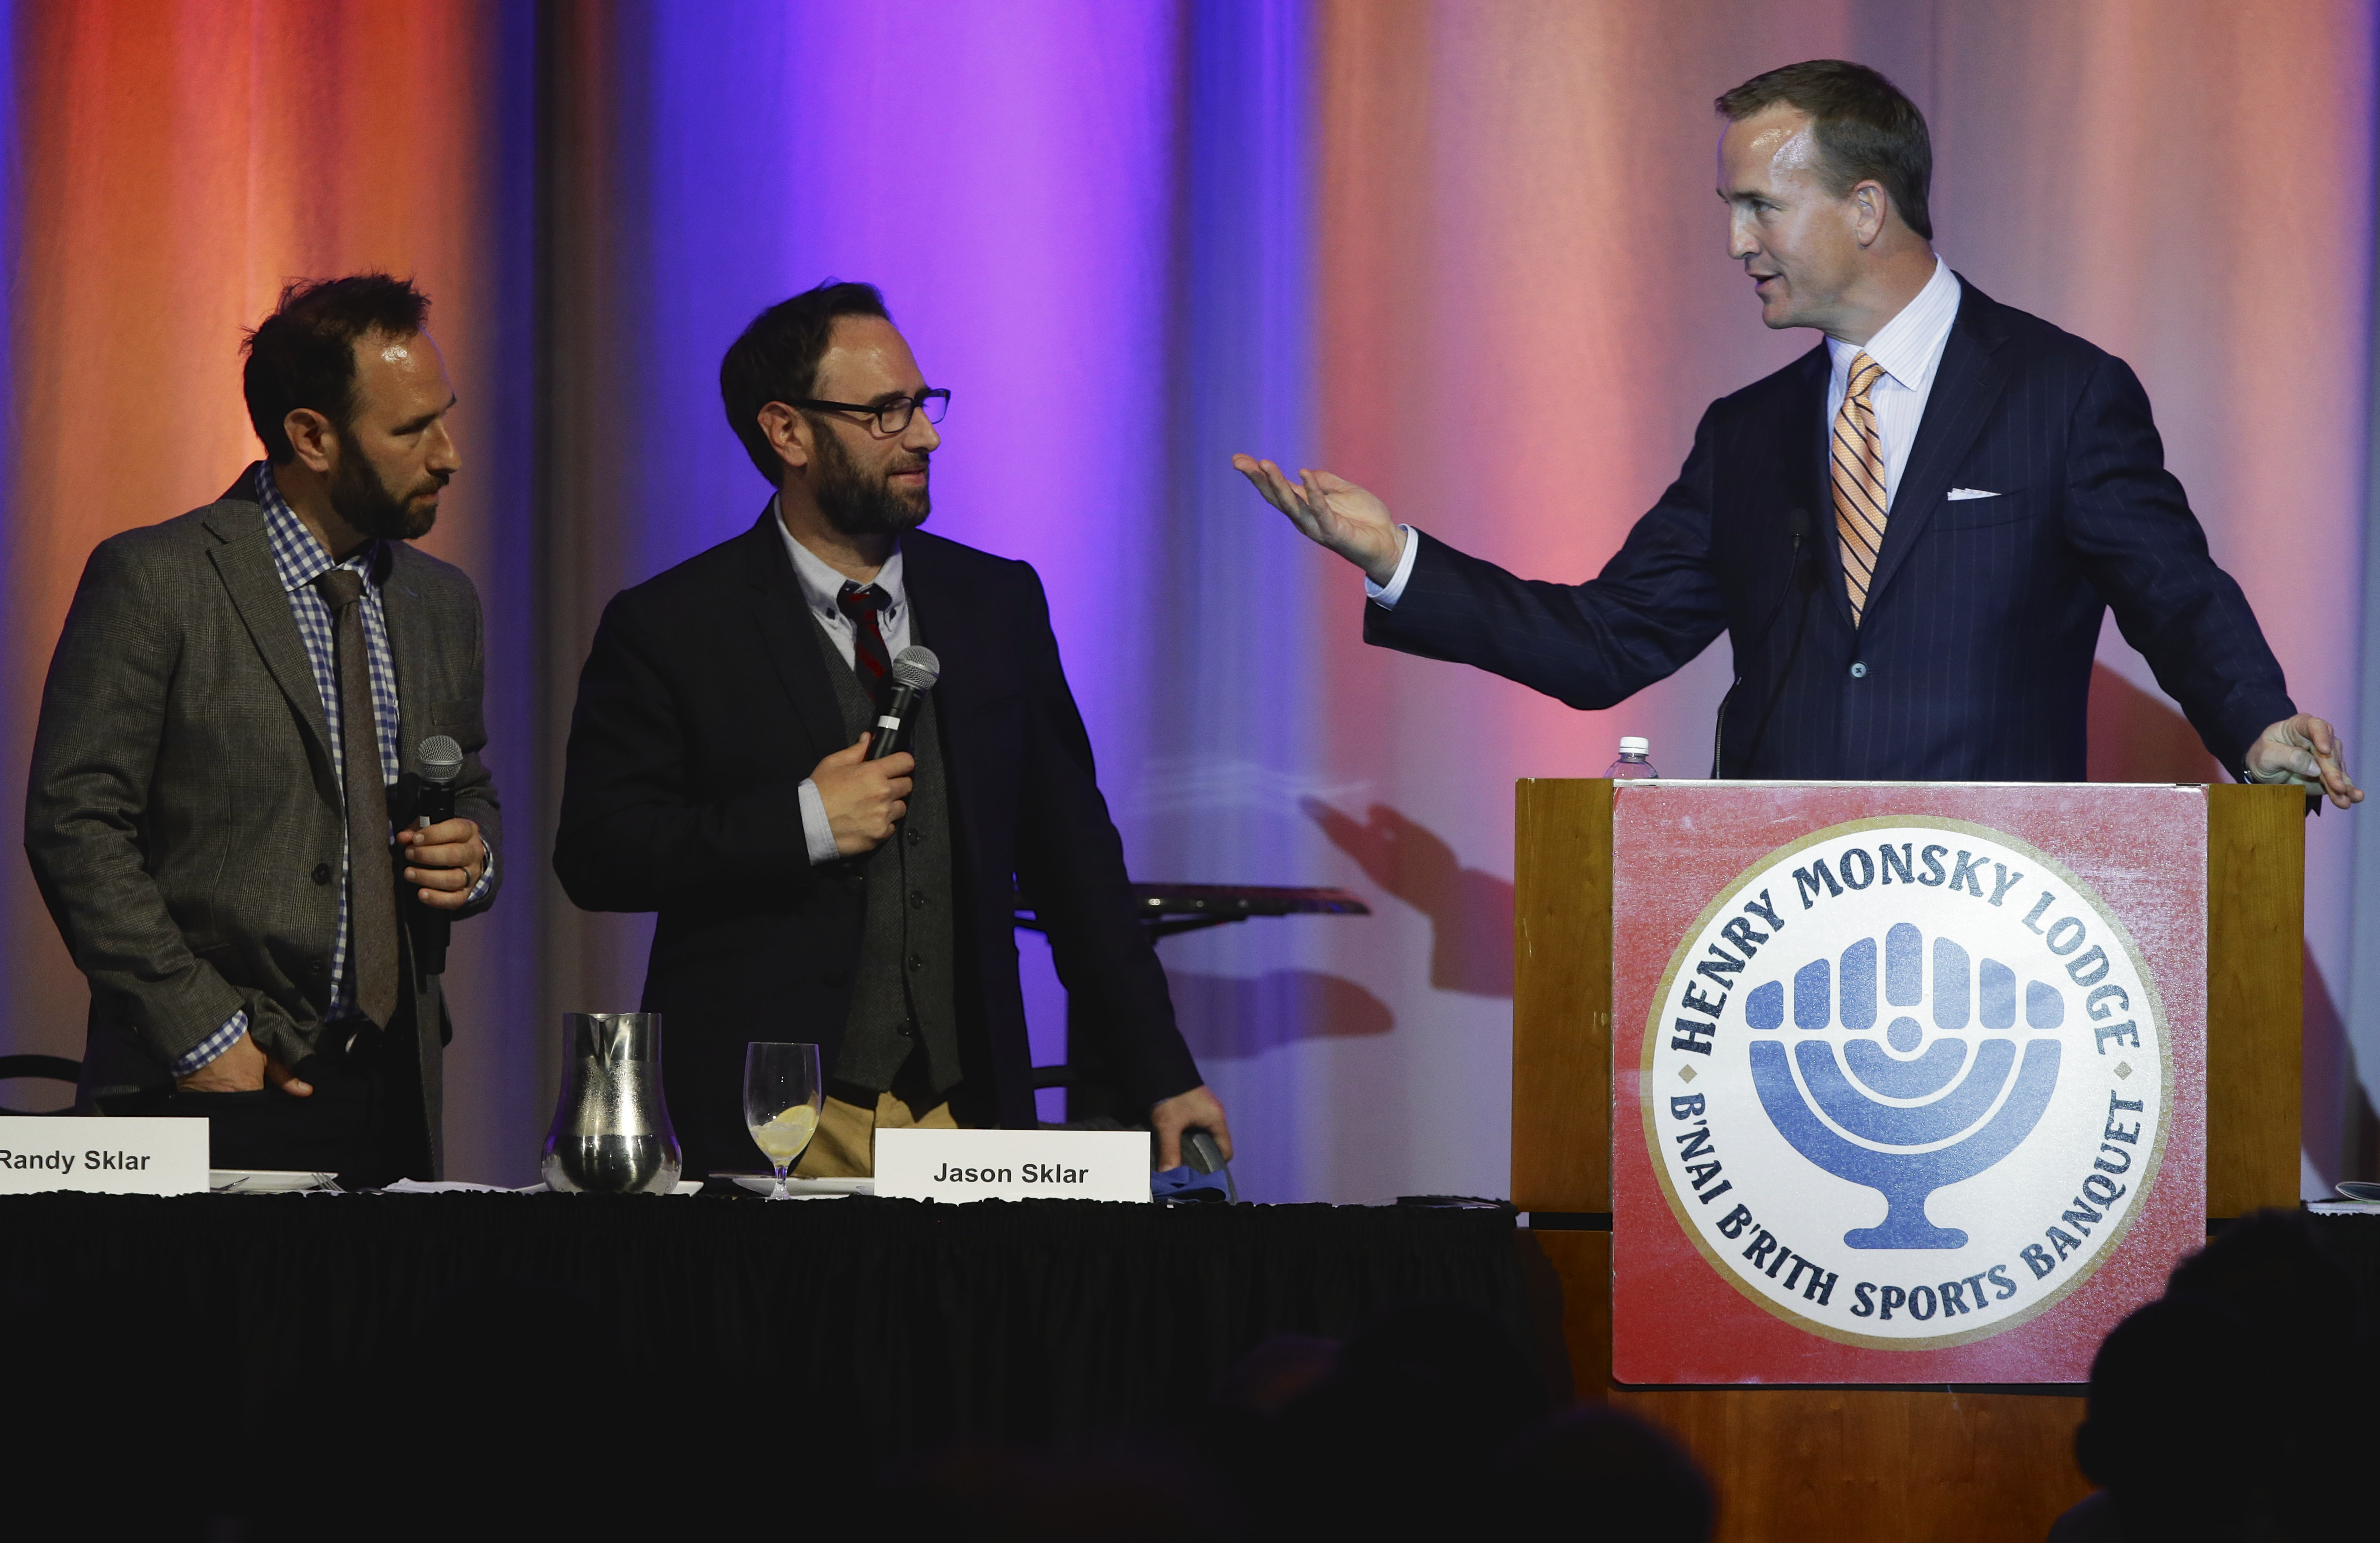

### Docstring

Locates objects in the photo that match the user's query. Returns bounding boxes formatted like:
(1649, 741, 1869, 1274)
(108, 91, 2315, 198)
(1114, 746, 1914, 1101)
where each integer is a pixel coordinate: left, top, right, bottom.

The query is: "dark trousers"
(164, 1005, 430, 1187)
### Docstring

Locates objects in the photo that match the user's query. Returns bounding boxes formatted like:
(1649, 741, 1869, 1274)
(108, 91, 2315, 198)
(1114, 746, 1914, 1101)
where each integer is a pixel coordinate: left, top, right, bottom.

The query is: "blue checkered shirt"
(173, 463, 493, 1074)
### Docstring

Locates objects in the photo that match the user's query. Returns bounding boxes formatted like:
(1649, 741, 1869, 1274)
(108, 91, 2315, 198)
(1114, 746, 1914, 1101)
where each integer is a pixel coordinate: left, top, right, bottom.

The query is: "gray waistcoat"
(806, 611, 963, 1096)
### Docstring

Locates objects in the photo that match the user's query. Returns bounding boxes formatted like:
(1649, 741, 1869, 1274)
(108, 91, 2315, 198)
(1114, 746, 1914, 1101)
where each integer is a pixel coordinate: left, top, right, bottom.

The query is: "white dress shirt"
(778, 504, 910, 866)
(1370, 255, 1962, 609)
(1822, 255, 1959, 510)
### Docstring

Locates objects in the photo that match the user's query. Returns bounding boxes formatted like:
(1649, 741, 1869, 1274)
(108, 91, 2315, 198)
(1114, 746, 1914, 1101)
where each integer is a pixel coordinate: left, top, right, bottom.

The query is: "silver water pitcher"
(540, 1012, 683, 1194)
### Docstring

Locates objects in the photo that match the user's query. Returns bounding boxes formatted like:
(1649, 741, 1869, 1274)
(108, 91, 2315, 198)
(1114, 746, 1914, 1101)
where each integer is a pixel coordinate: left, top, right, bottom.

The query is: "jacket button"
(312, 863, 333, 885)
(1849, 661, 1869, 679)
(896, 1021, 915, 1038)
(909, 890, 928, 910)
(906, 827, 924, 847)
(308, 960, 327, 976)
(845, 874, 867, 896)
(908, 954, 925, 973)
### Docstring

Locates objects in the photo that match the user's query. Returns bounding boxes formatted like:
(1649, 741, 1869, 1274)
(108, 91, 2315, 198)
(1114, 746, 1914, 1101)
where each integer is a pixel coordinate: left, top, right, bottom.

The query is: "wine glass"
(742, 1042, 823, 1200)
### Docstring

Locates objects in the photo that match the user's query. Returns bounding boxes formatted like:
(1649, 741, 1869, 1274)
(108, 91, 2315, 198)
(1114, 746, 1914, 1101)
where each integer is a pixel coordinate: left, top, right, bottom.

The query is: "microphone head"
(891, 646, 941, 691)
(1786, 507, 1812, 540)
(419, 734, 465, 785)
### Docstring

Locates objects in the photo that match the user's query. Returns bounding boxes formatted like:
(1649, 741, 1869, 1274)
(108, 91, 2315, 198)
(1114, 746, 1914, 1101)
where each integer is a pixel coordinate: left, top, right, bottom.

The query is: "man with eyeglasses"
(556, 281, 1231, 1182)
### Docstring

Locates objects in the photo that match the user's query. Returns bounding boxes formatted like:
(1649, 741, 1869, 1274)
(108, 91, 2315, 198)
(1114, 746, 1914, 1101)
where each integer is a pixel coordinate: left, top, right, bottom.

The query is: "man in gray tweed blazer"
(25, 275, 501, 1184)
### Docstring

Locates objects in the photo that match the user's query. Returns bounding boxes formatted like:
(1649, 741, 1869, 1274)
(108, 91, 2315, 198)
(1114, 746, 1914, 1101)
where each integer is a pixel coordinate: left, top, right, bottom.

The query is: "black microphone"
(1185, 1129, 1238, 1203)
(864, 646, 942, 761)
(1712, 508, 1814, 776)
(413, 734, 462, 980)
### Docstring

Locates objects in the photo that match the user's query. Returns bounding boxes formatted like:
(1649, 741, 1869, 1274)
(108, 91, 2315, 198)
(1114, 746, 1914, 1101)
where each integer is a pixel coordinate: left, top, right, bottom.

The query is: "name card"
(874, 1128, 1150, 1204)
(0, 1116, 209, 1195)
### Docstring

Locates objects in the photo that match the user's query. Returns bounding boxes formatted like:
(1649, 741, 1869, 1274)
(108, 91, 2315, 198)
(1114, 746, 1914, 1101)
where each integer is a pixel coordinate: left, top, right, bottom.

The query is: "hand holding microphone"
(397, 736, 484, 982)
(812, 647, 941, 856)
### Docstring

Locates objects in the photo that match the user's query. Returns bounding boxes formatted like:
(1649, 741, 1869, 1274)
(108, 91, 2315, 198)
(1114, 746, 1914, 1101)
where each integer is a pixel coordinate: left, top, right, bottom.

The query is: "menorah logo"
(1643, 820, 2170, 1346)
(1742, 922, 2062, 1249)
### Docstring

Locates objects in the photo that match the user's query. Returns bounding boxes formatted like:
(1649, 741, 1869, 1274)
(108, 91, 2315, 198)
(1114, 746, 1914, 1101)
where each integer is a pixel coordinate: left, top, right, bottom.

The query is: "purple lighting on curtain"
(599, 0, 1185, 1117)
(633, 2, 1178, 691)
(3, 1, 2372, 1197)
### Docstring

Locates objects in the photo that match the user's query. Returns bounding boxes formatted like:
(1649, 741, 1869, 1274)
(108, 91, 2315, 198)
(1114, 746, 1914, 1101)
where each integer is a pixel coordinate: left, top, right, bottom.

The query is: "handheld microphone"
(414, 735, 462, 980)
(863, 646, 942, 762)
(1712, 509, 1814, 776)
(1185, 1129, 1239, 1203)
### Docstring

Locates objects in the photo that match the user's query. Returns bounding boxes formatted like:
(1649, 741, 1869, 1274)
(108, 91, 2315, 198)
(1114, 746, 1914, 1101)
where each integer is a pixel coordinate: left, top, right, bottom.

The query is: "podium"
(1514, 780, 2302, 1542)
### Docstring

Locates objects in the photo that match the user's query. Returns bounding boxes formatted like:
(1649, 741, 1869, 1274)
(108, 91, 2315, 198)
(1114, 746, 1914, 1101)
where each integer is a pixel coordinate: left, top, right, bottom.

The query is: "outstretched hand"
(2245, 714, 2362, 810)
(1231, 455, 1406, 586)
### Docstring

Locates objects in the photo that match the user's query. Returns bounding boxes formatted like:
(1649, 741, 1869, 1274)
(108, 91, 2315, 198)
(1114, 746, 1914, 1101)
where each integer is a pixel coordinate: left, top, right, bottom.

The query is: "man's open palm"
(1232, 455, 1405, 585)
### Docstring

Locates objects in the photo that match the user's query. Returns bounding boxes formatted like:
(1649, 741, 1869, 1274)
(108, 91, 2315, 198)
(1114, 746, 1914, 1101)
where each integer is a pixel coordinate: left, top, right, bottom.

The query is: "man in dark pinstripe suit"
(1237, 60, 2359, 808)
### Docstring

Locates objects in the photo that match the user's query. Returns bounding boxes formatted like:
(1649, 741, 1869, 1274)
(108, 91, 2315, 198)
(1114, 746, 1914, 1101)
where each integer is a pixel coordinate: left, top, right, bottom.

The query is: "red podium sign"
(1609, 783, 2207, 1386)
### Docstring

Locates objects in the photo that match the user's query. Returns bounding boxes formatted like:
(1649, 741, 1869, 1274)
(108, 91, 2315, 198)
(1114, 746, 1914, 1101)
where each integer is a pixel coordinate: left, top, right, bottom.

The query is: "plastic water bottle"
(1604, 736, 1658, 779)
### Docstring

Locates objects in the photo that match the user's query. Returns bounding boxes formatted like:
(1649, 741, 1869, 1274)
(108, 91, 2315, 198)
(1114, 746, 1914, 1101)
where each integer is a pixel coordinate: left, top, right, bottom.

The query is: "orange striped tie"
(1832, 352, 1888, 623)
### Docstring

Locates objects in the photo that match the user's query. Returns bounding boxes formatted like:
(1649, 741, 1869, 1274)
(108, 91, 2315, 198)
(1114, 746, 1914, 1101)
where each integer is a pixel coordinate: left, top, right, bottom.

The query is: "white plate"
(2336, 1181, 2380, 1203)
(720, 1173, 872, 1198)
(209, 1169, 338, 1193)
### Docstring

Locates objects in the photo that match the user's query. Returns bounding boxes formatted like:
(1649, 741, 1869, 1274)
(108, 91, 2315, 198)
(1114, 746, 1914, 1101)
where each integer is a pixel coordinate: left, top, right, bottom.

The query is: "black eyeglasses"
(794, 388, 951, 436)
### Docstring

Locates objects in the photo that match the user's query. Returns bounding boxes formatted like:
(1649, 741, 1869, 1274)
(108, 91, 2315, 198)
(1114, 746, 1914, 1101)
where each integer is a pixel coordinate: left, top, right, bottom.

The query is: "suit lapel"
(204, 500, 334, 770)
(897, 533, 972, 711)
(1777, 345, 1857, 629)
(742, 510, 856, 759)
(896, 532, 986, 845)
(381, 543, 433, 776)
(1860, 280, 2012, 620)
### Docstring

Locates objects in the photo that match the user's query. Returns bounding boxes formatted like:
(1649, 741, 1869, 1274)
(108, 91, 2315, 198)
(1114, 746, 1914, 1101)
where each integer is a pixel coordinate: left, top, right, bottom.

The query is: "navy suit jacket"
(1366, 277, 2296, 779)
(553, 515, 1200, 1176)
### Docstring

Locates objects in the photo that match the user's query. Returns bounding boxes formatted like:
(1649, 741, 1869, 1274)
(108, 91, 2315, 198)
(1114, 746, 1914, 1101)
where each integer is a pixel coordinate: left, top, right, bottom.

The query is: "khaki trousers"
(794, 1088, 959, 1179)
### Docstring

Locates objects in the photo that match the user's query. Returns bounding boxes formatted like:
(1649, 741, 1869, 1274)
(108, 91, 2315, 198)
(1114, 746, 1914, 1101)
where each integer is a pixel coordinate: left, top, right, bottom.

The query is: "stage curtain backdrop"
(3, 0, 2373, 1196)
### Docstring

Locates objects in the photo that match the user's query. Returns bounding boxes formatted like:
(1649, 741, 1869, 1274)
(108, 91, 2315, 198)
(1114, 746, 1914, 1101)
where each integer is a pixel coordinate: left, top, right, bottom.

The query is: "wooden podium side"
(1511, 780, 2303, 1543)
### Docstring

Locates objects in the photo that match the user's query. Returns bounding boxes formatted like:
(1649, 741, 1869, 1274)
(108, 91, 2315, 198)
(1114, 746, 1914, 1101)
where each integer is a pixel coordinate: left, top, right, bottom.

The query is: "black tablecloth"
(0, 1193, 1533, 1460)
(6, 1193, 2367, 1516)
(2307, 1211, 2380, 1316)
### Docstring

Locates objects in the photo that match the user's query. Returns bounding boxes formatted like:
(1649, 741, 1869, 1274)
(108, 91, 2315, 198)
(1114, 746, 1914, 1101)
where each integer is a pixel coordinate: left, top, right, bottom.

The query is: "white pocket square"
(1947, 487, 2000, 500)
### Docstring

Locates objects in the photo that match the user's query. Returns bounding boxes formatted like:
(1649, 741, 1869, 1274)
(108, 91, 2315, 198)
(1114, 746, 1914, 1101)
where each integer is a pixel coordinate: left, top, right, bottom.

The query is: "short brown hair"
(719, 280, 892, 483)
(1717, 60, 1932, 241)
(241, 274, 432, 463)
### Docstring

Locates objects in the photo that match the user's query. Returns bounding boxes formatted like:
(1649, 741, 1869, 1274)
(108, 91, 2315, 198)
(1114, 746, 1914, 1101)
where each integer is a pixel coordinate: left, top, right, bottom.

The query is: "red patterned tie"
(836, 583, 893, 699)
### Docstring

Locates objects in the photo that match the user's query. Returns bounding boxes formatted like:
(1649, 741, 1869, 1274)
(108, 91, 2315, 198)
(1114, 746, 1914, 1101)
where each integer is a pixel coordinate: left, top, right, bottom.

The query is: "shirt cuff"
(1364, 525, 1420, 608)
(464, 840, 497, 905)
(798, 778, 841, 866)
(172, 1010, 249, 1078)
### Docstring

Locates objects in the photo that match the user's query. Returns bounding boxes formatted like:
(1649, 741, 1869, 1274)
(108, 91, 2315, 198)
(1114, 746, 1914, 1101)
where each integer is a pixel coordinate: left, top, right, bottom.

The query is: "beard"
(331, 444, 442, 542)
(809, 421, 931, 537)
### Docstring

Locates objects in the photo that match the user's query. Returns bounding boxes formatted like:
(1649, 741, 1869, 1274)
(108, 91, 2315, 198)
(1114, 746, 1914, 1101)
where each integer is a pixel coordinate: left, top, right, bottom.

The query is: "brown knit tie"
(1832, 352, 1889, 623)
(314, 568, 399, 1027)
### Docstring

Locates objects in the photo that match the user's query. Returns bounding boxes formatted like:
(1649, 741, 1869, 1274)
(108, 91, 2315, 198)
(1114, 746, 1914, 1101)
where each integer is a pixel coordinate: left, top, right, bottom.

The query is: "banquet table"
(0, 1192, 1537, 1459)
(6, 1193, 2370, 1479)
